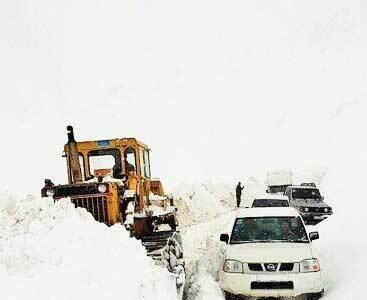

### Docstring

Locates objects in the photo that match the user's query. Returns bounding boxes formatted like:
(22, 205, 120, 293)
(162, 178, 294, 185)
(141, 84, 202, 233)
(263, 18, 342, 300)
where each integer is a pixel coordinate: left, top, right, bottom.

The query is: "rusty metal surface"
(71, 195, 109, 225)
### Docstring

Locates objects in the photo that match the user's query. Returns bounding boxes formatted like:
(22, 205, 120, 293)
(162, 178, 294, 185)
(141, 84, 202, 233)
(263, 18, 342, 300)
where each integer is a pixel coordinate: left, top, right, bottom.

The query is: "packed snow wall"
(0, 194, 177, 300)
(171, 181, 235, 226)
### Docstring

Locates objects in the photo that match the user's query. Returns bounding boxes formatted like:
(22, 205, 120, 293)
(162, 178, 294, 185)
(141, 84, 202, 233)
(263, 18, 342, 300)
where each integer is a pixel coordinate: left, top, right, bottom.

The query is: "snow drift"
(171, 181, 234, 226)
(0, 195, 177, 300)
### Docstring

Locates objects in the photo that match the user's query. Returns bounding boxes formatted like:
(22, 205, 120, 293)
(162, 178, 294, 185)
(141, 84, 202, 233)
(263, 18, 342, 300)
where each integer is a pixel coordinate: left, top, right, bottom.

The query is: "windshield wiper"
(289, 240, 309, 243)
(230, 241, 253, 244)
(272, 239, 309, 243)
(231, 239, 308, 244)
(252, 240, 277, 243)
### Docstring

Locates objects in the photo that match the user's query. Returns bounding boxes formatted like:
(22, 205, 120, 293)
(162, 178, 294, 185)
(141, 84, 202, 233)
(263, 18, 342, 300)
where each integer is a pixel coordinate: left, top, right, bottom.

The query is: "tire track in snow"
(182, 212, 236, 300)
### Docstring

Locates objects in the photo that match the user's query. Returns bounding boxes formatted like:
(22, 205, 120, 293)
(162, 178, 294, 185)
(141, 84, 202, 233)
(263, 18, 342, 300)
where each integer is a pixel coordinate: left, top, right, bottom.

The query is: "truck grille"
(71, 195, 109, 225)
(251, 281, 294, 290)
(54, 184, 101, 198)
(279, 263, 294, 271)
(247, 263, 295, 272)
(307, 207, 322, 213)
(248, 263, 263, 271)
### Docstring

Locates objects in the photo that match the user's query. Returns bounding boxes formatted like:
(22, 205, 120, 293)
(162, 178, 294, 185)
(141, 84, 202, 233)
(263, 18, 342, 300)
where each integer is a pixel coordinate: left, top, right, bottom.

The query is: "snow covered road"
(0, 171, 365, 300)
(179, 173, 366, 300)
(182, 212, 235, 300)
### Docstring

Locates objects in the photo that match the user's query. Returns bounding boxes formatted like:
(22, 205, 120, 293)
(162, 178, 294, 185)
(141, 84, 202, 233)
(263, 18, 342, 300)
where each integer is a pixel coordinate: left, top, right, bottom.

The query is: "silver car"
(284, 186, 333, 225)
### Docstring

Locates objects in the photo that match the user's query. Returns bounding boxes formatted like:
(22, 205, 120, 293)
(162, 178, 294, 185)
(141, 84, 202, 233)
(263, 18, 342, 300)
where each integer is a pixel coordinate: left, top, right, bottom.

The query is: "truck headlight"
(97, 184, 107, 193)
(223, 260, 243, 273)
(46, 189, 55, 197)
(300, 258, 320, 273)
(304, 207, 309, 212)
(324, 207, 329, 213)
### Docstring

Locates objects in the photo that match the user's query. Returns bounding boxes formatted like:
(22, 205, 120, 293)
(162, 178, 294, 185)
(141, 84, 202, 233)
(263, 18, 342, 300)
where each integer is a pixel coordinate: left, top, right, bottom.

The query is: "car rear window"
(252, 199, 289, 207)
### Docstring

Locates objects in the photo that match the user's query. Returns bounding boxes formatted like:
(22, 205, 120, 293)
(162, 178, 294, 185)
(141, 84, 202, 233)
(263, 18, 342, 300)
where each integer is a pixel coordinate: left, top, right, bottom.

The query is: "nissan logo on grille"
(264, 263, 278, 272)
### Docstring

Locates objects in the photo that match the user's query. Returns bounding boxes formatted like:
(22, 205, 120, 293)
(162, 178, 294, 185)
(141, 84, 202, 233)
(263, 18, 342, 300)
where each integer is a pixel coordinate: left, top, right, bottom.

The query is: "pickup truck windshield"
(292, 188, 321, 199)
(252, 199, 289, 207)
(230, 216, 308, 244)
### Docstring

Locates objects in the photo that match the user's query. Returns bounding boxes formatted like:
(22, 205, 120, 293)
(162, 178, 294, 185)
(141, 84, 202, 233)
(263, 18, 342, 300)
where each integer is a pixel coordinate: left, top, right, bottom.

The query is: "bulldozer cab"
(66, 138, 150, 183)
(65, 136, 167, 208)
(42, 126, 168, 227)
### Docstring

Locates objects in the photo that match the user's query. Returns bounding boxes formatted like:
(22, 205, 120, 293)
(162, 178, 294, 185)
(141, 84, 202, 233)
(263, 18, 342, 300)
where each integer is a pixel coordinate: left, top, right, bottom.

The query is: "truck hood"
(292, 198, 329, 207)
(226, 242, 314, 262)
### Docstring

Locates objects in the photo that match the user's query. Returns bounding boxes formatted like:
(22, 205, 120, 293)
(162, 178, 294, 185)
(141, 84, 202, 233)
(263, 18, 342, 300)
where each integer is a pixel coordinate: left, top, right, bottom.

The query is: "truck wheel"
(224, 291, 234, 300)
(223, 291, 247, 300)
(307, 289, 324, 300)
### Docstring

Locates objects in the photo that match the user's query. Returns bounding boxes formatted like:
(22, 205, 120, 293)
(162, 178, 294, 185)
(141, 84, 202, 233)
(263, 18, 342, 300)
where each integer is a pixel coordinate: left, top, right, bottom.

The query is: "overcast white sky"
(0, 0, 365, 194)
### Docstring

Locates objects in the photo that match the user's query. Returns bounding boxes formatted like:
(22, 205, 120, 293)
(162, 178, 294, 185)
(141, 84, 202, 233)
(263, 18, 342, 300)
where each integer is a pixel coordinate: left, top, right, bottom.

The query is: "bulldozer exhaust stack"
(66, 126, 83, 184)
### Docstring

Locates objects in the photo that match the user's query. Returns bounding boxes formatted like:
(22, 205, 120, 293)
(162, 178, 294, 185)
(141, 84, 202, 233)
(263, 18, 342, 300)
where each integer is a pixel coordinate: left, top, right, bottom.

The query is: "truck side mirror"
(220, 233, 229, 244)
(309, 232, 319, 241)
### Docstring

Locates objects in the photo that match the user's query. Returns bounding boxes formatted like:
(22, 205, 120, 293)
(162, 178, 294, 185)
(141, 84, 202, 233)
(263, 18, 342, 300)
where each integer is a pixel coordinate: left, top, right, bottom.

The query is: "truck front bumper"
(301, 212, 332, 223)
(220, 270, 323, 297)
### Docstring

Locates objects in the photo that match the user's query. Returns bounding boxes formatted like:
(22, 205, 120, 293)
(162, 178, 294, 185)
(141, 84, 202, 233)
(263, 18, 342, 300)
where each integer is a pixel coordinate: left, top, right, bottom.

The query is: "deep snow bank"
(314, 165, 367, 300)
(171, 181, 234, 225)
(312, 101, 367, 299)
(0, 195, 176, 300)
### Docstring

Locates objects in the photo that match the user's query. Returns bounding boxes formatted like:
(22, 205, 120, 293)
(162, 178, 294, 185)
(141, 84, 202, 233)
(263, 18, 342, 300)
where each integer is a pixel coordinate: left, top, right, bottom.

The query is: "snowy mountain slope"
(0, 0, 363, 195)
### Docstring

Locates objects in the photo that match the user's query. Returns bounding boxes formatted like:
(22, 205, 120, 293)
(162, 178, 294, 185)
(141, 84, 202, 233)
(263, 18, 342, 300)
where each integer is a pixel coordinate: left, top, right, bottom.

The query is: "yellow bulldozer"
(41, 126, 185, 295)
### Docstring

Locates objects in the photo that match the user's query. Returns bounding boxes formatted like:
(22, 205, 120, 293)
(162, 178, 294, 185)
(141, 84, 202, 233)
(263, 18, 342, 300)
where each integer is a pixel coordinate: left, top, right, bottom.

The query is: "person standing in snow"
(236, 182, 244, 208)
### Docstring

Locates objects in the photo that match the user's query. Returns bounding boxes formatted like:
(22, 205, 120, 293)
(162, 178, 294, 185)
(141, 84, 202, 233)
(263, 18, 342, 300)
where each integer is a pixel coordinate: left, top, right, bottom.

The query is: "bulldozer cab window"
(124, 148, 137, 173)
(87, 149, 121, 177)
(144, 150, 151, 178)
(79, 155, 85, 181)
(140, 149, 151, 178)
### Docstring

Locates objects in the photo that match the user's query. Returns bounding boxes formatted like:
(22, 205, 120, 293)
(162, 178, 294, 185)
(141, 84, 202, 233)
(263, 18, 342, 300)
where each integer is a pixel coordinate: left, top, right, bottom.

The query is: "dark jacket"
(236, 184, 244, 196)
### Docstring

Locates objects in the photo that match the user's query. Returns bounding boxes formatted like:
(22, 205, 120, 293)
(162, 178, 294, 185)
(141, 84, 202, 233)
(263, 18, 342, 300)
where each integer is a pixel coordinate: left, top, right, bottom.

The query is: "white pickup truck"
(219, 208, 324, 299)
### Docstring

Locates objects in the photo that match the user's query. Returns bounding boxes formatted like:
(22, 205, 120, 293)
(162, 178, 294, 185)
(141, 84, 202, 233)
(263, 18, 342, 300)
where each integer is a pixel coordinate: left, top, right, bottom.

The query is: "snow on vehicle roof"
(253, 194, 289, 200)
(289, 185, 319, 190)
(236, 207, 299, 218)
(267, 170, 292, 186)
